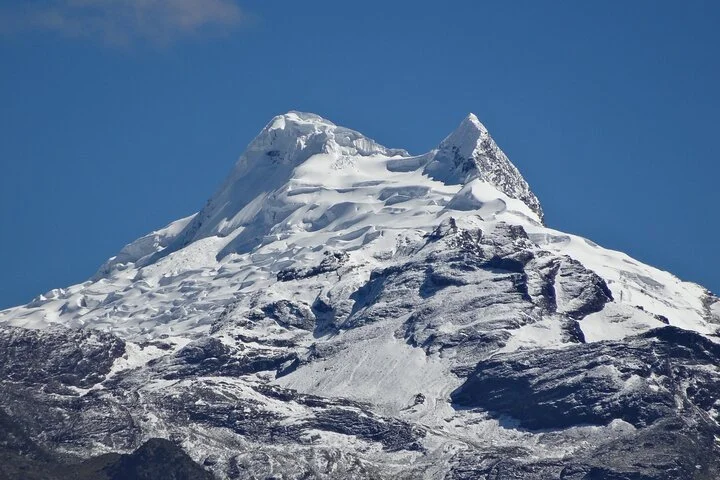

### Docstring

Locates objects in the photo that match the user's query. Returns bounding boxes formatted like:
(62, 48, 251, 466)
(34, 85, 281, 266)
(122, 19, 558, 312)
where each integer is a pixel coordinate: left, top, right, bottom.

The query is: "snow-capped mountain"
(1, 111, 719, 479)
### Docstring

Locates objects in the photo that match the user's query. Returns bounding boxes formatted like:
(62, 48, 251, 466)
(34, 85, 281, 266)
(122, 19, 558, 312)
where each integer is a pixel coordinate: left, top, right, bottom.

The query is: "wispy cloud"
(0, 0, 245, 46)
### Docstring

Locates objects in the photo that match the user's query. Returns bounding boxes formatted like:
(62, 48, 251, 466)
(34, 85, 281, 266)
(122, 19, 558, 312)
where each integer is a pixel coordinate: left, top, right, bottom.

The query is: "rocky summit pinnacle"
(424, 113, 543, 221)
(1, 111, 719, 479)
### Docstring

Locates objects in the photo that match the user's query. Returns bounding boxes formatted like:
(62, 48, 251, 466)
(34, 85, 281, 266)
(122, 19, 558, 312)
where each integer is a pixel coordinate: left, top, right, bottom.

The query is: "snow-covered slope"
(1, 111, 719, 479)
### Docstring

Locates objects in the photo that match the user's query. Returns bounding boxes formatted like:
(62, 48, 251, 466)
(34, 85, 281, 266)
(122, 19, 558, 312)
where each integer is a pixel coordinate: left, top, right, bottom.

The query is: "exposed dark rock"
(154, 337, 298, 379)
(554, 257, 613, 319)
(0, 410, 212, 480)
(277, 250, 349, 281)
(562, 417, 720, 480)
(0, 325, 125, 388)
(452, 327, 720, 431)
(309, 409, 425, 452)
(447, 449, 565, 480)
(261, 299, 316, 330)
(96, 438, 214, 480)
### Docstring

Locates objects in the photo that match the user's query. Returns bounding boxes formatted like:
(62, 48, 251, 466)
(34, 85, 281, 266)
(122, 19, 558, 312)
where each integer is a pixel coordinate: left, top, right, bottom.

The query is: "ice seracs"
(167, 111, 409, 250)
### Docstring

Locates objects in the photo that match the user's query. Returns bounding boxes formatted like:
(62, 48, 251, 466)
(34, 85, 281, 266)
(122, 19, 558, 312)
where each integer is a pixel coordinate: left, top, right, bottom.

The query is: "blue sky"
(1, 1, 719, 308)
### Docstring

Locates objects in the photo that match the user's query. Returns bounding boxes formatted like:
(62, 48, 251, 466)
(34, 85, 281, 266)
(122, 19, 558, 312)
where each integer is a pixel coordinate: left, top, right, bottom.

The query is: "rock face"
(95, 438, 217, 480)
(0, 428, 213, 480)
(0, 112, 719, 479)
(452, 326, 720, 430)
(0, 326, 125, 387)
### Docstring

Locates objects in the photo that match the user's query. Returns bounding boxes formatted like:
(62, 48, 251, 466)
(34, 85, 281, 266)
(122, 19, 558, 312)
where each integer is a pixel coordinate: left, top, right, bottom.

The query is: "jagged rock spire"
(423, 113, 543, 221)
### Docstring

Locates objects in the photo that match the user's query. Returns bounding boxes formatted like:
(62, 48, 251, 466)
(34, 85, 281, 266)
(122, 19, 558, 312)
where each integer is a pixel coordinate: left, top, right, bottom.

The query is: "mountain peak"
(441, 113, 489, 154)
(458, 112, 487, 133)
(423, 114, 544, 221)
(247, 111, 407, 163)
(164, 112, 408, 249)
(2, 110, 720, 480)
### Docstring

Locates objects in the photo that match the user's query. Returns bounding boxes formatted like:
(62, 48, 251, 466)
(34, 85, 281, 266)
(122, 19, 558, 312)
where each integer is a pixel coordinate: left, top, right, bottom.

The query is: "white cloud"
(0, 0, 245, 46)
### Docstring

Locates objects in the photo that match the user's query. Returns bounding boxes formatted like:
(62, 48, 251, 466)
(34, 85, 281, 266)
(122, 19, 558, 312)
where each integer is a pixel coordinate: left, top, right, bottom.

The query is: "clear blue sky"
(1, 1, 719, 308)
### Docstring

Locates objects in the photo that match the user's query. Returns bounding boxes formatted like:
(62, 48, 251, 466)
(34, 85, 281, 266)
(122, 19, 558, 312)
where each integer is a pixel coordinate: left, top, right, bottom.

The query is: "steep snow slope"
(1, 111, 719, 479)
